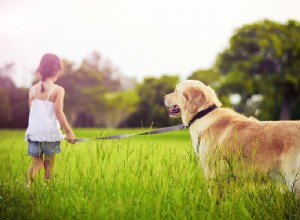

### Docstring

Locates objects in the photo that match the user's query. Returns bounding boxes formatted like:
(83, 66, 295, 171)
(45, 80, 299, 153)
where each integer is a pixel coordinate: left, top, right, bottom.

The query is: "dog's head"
(164, 80, 222, 125)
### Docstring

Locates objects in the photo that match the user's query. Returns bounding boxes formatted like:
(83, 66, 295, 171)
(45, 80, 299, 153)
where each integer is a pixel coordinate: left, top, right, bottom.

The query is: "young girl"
(25, 53, 76, 186)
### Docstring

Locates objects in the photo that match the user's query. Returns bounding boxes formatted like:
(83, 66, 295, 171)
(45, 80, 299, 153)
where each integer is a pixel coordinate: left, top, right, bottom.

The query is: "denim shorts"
(28, 139, 61, 157)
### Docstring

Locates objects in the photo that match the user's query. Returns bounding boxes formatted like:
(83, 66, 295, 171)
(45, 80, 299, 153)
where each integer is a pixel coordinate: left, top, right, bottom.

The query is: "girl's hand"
(66, 131, 76, 144)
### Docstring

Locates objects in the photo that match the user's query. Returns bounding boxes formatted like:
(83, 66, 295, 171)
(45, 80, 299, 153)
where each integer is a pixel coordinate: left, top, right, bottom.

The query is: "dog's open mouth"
(167, 105, 180, 116)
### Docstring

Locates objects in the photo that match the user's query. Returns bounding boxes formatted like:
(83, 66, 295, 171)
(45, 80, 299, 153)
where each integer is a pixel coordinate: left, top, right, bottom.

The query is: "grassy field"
(0, 128, 300, 219)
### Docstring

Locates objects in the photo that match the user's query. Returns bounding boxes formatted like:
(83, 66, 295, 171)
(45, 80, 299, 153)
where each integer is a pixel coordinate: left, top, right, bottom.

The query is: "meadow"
(0, 128, 300, 220)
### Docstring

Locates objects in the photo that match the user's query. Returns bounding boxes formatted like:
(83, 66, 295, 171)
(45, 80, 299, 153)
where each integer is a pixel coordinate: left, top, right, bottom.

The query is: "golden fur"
(165, 80, 300, 196)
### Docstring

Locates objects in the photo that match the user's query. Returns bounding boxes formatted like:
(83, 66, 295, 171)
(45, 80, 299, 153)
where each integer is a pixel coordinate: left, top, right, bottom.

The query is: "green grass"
(0, 128, 299, 219)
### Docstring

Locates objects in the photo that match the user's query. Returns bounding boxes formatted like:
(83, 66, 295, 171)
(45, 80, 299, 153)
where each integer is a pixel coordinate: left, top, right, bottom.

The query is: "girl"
(25, 53, 75, 187)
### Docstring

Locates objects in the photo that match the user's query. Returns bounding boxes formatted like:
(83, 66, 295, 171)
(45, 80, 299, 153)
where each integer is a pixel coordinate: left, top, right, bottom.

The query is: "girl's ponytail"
(41, 82, 45, 93)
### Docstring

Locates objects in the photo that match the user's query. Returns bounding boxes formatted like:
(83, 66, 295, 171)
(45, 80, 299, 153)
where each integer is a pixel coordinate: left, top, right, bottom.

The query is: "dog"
(164, 80, 300, 196)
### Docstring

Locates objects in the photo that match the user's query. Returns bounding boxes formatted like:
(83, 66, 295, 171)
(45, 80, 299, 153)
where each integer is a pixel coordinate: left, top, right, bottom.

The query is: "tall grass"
(0, 129, 299, 219)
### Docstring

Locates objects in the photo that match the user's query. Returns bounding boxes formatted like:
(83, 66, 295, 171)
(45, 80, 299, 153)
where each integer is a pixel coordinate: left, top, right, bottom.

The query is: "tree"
(0, 51, 137, 128)
(126, 75, 180, 127)
(56, 51, 136, 127)
(56, 59, 108, 127)
(188, 68, 222, 89)
(103, 90, 139, 128)
(0, 64, 19, 128)
(0, 75, 15, 127)
(216, 20, 300, 120)
(0, 63, 29, 128)
(9, 87, 29, 128)
(0, 87, 11, 127)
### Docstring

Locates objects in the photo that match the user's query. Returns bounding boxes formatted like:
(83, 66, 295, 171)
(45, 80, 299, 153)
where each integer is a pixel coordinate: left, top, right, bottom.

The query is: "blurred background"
(1, 0, 300, 128)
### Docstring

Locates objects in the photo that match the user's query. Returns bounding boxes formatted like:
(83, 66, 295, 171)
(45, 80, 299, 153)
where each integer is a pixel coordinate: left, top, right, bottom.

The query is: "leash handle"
(73, 124, 186, 143)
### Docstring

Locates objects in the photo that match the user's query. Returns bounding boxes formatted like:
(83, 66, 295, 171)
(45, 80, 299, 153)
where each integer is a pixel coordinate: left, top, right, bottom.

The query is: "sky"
(1, 0, 300, 87)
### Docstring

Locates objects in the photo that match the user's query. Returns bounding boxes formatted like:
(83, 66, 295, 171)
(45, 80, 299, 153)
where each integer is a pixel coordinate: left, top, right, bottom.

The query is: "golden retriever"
(164, 80, 300, 196)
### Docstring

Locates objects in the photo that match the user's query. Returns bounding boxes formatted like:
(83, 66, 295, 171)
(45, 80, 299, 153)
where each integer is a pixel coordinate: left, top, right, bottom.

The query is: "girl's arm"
(54, 87, 76, 144)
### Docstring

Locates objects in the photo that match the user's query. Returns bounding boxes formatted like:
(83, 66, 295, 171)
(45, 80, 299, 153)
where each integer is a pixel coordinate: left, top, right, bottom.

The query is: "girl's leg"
(26, 156, 43, 186)
(44, 155, 55, 181)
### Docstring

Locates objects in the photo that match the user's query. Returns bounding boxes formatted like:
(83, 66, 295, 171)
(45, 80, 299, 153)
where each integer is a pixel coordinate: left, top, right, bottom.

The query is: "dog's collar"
(188, 104, 218, 127)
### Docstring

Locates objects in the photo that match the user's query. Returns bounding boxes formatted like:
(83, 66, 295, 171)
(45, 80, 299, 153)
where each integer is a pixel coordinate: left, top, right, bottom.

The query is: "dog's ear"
(183, 86, 205, 113)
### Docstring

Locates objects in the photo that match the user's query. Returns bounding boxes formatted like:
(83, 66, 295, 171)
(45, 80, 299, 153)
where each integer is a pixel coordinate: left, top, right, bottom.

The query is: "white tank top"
(25, 84, 65, 142)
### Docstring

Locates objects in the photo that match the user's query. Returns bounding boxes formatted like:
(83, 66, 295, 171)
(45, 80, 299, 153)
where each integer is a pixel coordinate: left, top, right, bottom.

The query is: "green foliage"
(1, 129, 300, 219)
(56, 52, 134, 128)
(188, 68, 223, 89)
(216, 20, 300, 120)
(9, 87, 29, 128)
(0, 88, 11, 127)
(126, 75, 180, 127)
(3, 19, 300, 128)
(0, 74, 29, 128)
(57, 59, 107, 127)
(0, 52, 133, 128)
(103, 90, 139, 127)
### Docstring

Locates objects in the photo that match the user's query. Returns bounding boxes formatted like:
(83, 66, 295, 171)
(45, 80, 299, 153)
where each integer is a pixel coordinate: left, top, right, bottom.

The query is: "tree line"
(1, 19, 300, 128)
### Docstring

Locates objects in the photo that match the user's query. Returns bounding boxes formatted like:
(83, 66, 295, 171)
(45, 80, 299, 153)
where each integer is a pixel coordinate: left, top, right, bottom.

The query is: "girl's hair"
(37, 53, 61, 92)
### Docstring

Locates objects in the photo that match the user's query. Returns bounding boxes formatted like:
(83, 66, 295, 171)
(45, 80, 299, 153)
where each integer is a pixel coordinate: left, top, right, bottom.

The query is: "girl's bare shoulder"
(54, 85, 65, 93)
(53, 85, 65, 100)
